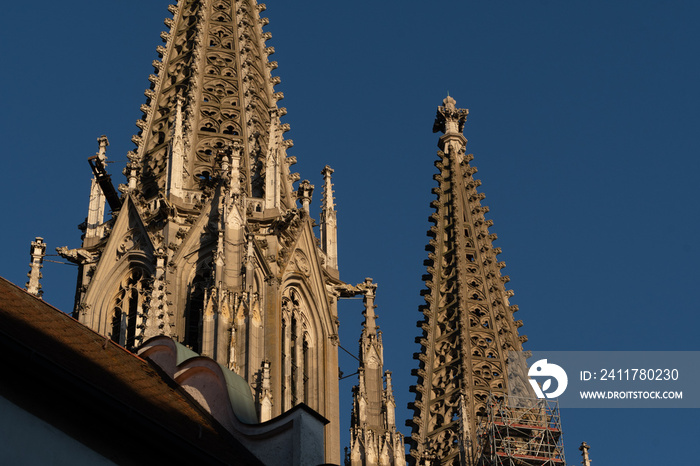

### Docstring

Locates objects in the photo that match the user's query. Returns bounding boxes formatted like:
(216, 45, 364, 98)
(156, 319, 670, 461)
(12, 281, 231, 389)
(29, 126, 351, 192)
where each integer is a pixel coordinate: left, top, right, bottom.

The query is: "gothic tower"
(58, 1, 343, 462)
(406, 97, 530, 465)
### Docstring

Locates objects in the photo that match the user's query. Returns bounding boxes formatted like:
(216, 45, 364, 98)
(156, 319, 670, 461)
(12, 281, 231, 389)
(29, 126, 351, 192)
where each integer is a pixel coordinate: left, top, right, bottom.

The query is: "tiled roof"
(0, 276, 263, 465)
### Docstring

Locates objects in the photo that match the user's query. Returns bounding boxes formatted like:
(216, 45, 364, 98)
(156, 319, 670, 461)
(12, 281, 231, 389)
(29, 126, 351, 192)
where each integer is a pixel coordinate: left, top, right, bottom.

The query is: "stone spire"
(320, 165, 338, 270)
(128, 0, 296, 208)
(407, 97, 527, 465)
(26, 237, 47, 298)
(349, 278, 405, 466)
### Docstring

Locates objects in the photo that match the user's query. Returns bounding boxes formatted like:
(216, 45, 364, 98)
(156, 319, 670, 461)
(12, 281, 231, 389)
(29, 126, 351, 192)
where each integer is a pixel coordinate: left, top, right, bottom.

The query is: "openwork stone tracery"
(110, 268, 151, 349)
(407, 97, 527, 466)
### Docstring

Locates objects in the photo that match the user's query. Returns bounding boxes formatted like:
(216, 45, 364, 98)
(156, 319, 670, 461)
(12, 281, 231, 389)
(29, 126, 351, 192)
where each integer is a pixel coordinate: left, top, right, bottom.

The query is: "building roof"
(0, 276, 263, 465)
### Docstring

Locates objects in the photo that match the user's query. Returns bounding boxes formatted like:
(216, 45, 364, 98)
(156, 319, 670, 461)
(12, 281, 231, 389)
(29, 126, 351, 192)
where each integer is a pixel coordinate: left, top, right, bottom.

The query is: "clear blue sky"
(1, 1, 699, 464)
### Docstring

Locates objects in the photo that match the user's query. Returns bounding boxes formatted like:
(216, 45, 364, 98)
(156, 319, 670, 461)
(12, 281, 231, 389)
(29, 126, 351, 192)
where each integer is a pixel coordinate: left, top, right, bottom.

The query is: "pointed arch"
(108, 267, 150, 349)
(184, 270, 208, 353)
(169, 197, 217, 343)
(280, 281, 325, 412)
(80, 197, 156, 334)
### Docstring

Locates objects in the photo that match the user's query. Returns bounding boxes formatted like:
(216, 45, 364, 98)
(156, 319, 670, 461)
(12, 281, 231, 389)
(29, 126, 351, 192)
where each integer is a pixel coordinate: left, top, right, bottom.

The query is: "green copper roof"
(173, 341, 200, 366)
(218, 363, 258, 424)
(172, 341, 258, 425)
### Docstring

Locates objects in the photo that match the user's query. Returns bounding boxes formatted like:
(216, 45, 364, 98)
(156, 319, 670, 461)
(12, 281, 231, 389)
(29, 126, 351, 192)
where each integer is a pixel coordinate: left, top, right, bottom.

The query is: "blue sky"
(1, 1, 699, 463)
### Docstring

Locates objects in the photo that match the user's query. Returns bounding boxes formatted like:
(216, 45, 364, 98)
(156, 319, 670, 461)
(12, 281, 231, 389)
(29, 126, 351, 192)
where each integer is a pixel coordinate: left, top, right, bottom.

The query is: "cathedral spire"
(407, 97, 527, 465)
(130, 0, 294, 208)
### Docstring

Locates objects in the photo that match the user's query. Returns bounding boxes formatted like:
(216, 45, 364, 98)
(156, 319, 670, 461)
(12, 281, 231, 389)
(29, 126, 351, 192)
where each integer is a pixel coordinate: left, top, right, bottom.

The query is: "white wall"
(0, 395, 116, 465)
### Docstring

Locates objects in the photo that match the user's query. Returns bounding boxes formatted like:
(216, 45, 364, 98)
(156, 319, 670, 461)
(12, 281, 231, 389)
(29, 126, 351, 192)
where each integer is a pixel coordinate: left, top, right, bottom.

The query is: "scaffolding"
(477, 394, 566, 466)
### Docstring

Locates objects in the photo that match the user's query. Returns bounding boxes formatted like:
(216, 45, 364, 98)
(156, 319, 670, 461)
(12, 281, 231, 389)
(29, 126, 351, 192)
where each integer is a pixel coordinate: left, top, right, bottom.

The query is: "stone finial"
(384, 371, 397, 428)
(229, 141, 243, 195)
(85, 136, 110, 241)
(167, 94, 186, 199)
(321, 165, 335, 207)
(243, 234, 256, 299)
(97, 135, 109, 160)
(580, 442, 591, 466)
(433, 96, 469, 135)
(360, 277, 378, 335)
(26, 237, 47, 298)
(125, 149, 142, 192)
(217, 146, 231, 182)
(264, 111, 285, 211)
(297, 179, 314, 213)
(320, 165, 338, 269)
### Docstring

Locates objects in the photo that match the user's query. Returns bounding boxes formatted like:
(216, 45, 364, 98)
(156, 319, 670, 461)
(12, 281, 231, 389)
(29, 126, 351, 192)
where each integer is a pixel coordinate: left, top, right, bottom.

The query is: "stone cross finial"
(580, 442, 591, 466)
(26, 237, 47, 298)
(297, 179, 314, 213)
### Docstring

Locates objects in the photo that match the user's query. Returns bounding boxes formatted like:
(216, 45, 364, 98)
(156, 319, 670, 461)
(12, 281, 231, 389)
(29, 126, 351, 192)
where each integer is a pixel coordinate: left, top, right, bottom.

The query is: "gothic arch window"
(109, 268, 149, 349)
(281, 286, 316, 411)
(184, 272, 207, 353)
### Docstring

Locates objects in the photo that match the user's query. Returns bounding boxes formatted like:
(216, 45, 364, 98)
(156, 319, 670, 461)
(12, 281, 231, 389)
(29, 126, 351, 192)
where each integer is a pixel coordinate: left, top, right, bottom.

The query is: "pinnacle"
(442, 95, 456, 109)
(433, 96, 468, 136)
